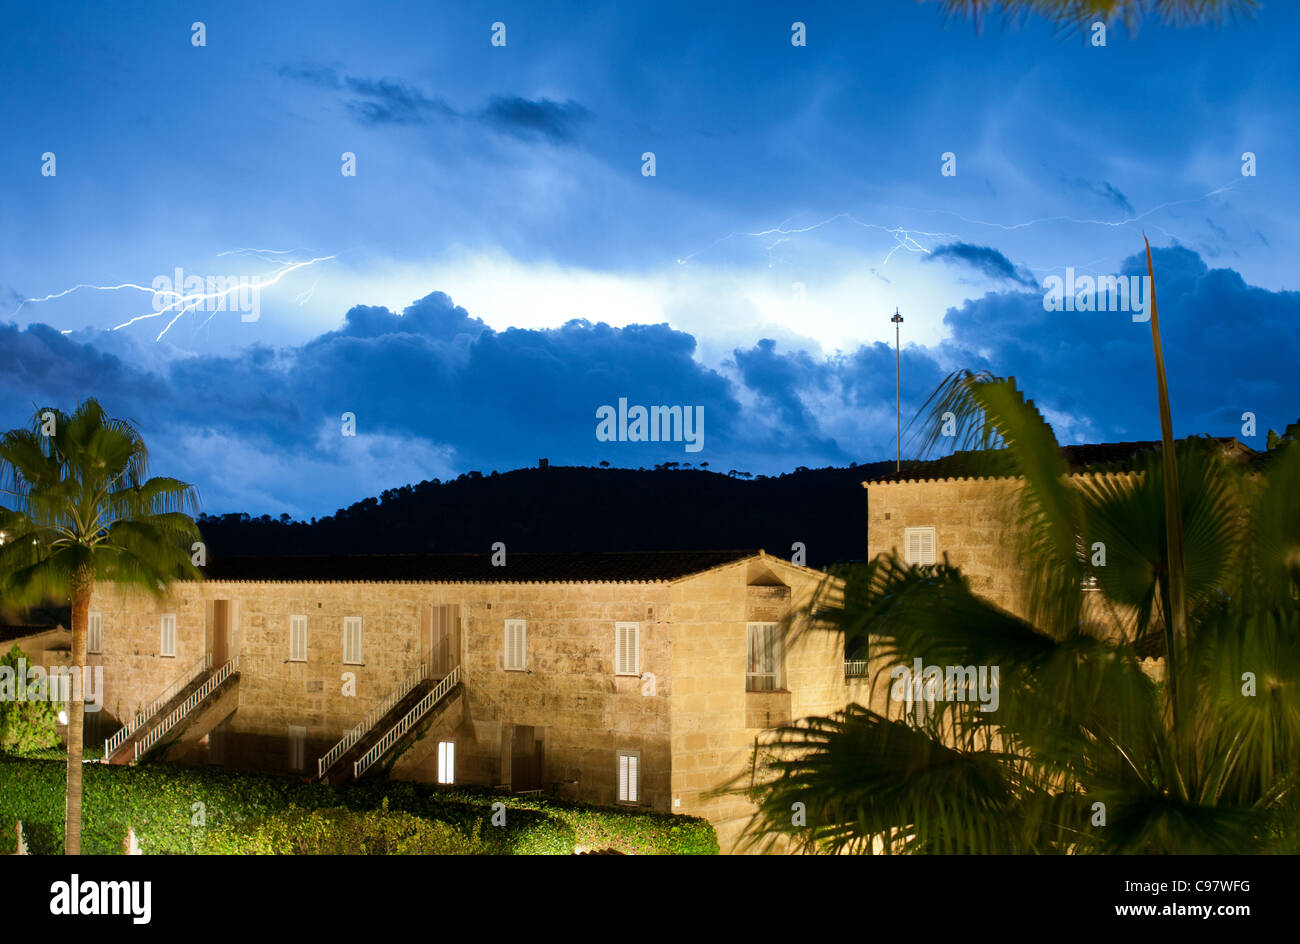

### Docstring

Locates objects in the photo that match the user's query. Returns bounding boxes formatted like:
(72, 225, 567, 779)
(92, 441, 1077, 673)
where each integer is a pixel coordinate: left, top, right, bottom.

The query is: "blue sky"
(2, 1, 1296, 517)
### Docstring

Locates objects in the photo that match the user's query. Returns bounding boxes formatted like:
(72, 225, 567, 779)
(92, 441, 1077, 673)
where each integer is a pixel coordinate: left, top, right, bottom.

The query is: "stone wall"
(89, 584, 208, 732)
(866, 477, 1027, 616)
(669, 556, 868, 854)
(92, 578, 674, 804)
(866, 472, 1145, 639)
(91, 552, 867, 852)
(390, 580, 674, 812)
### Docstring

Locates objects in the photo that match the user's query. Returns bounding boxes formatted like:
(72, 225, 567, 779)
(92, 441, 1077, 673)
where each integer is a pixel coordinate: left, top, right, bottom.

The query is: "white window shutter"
(343, 617, 362, 664)
(88, 612, 103, 654)
(746, 622, 781, 691)
(615, 622, 639, 675)
(160, 614, 177, 656)
(505, 620, 526, 670)
(289, 725, 305, 769)
(438, 741, 455, 784)
(904, 527, 936, 565)
(290, 615, 307, 662)
(618, 751, 640, 803)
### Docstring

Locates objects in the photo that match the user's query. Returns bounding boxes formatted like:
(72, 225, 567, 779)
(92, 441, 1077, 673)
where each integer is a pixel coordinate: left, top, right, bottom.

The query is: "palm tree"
(0, 400, 201, 854)
(933, 0, 1256, 31)
(733, 369, 1300, 853)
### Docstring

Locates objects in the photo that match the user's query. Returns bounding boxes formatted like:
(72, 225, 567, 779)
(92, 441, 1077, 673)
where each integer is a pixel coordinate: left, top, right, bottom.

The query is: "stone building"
(88, 437, 1250, 854)
(0, 614, 117, 745)
(862, 437, 1257, 621)
(861, 438, 1258, 690)
(90, 549, 865, 853)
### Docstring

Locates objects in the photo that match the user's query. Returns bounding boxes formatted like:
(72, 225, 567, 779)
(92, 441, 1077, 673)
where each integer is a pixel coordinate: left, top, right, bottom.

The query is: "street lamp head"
(891, 308, 904, 324)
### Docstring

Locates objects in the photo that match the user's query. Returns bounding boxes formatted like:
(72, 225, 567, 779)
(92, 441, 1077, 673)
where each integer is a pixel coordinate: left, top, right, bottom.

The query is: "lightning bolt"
(295, 280, 319, 306)
(676, 213, 960, 267)
(676, 179, 1245, 280)
(15, 251, 337, 341)
(217, 247, 313, 262)
(919, 180, 1241, 234)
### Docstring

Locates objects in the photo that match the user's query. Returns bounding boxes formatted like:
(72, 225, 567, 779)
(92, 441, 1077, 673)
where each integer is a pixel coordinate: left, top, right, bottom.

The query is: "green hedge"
(0, 645, 62, 755)
(433, 785, 720, 855)
(198, 803, 488, 855)
(0, 756, 714, 855)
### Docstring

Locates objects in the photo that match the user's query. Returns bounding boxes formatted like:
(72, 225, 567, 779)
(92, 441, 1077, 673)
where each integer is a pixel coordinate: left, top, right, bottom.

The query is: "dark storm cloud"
(924, 242, 1038, 287)
(1061, 177, 1136, 216)
(2, 249, 1294, 514)
(0, 322, 170, 412)
(1, 284, 23, 312)
(341, 77, 456, 125)
(730, 339, 852, 462)
(480, 97, 593, 142)
(276, 65, 343, 88)
(938, 245, 1300, 441)
(279, 65, 590, 140)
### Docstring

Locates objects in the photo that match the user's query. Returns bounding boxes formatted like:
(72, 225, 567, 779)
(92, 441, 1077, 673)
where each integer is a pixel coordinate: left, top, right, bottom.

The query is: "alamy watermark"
(1042, 268, 1150, 322)
(152, 267, 262, 322)
(0, 658, 103, 712)
(595, 397, 704, 453)
(890, 658, 1000, 713)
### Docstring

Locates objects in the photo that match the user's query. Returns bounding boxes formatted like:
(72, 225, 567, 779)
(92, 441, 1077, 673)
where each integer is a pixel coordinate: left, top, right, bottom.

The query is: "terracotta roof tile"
(0, 625, 67, 646)
(199, 549, 759, 584)
(864, 437, 1258, 484)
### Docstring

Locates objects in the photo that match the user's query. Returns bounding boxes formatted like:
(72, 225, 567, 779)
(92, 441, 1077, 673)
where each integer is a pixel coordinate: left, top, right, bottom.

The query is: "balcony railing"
(353, 665, 460, 780)
(844, 659, 870, 680)
(104, 653, 211, 760)
(133, 657, 238, 762)
(317, 662, 428, 780)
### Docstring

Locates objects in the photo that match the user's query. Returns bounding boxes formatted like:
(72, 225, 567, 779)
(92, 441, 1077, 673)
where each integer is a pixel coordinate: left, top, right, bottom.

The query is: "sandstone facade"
(90, 551, 864, 853)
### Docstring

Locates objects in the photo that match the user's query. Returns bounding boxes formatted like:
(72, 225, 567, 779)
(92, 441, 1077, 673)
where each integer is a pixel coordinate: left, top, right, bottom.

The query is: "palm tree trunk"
(1144, 238, 1187, 747)
(65, 569, 91, 855)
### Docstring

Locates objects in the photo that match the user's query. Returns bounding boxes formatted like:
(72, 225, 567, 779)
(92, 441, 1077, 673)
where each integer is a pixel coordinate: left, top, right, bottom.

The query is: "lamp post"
(891, 308, 904, 472)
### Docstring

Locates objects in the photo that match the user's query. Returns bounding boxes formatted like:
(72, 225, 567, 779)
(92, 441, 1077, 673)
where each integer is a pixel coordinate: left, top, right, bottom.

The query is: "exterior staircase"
(318, 664, 462, 785)
(103, 654, 210, 763)
(102, 656, 240, 765)
(317, 663, 428, 781)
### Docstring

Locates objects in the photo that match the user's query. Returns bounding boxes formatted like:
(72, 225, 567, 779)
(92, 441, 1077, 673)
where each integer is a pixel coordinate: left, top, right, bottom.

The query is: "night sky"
(3, 1, 1295, 517)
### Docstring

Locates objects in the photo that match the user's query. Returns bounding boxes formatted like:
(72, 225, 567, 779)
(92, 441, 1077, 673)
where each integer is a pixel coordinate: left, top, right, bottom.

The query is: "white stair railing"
(353, 665, 460, 780)
(316, 662, 428, 779)
(133, 657, 239, 762)
(104, 653, 211, 759)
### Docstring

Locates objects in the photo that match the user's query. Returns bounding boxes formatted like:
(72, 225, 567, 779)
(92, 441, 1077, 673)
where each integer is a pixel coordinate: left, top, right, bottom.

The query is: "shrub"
(198, 803, 485, 855)
(0, 644, 62, 755)
(0, 758, 722, 855)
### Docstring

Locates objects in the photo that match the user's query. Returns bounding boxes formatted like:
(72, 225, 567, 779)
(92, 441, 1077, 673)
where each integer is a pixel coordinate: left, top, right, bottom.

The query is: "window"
(904, 685, 935, 729)
(437, 740, 455, 784)
(288, 725, 305, 770)
(617, 750, 640, 804)
(343, 617, 362, 664)
(289, 615, 308, 662)
(1076, 533, 1102, 591)
(615, 622, 640, 676)
(746, 622, 781, 692)
(904, 527, 937, 566)
(504, 619, 527, 671)
(844, 633, 869, 680)
(88, 612, 103, 654)
(160, 614, 177, 657)
(209, 724, 226, 765)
